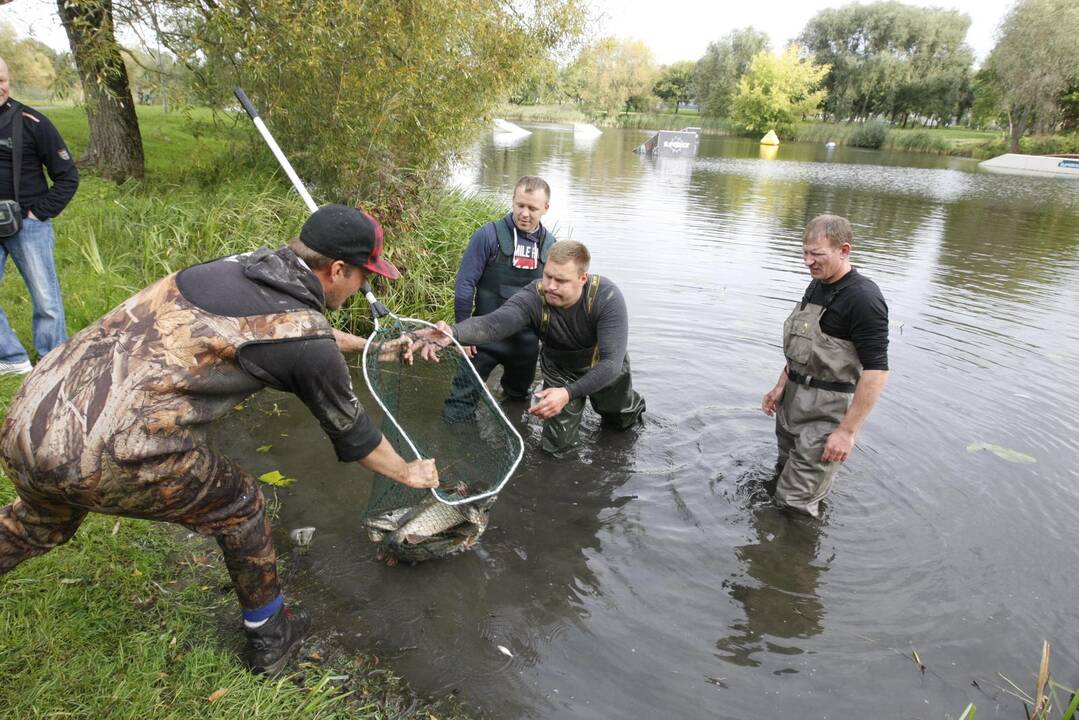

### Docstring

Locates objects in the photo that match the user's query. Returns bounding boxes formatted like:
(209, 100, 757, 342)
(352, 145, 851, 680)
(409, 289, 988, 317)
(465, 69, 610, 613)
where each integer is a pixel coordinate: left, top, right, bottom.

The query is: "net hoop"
(361, 314, 525, 507)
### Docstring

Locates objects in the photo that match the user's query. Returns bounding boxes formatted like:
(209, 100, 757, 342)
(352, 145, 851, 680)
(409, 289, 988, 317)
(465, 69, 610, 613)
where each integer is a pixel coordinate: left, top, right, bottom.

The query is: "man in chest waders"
(0, 205, 438, 675)
(424, 240, 644, 457)
(442, 176, 556, 422)
(761, 215, 890, 518)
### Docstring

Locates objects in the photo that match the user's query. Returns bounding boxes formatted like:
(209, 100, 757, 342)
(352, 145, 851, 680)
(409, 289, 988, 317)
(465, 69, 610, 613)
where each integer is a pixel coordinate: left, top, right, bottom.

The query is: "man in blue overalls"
(443, 176, 556, 421)
(761, 215, 890, 517)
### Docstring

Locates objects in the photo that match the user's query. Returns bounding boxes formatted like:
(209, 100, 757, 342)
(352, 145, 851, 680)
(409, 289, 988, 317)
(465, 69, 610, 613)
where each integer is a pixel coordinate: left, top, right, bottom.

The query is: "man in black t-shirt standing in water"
(761, 215, 890, 517)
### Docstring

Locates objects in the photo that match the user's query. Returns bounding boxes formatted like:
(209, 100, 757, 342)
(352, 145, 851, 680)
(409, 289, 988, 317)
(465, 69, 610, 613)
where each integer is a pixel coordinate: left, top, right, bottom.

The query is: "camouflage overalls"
(0, 272, 330, 609)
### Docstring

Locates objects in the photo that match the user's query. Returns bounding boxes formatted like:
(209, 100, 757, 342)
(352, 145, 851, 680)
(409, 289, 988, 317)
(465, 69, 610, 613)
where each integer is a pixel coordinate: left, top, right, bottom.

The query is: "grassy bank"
(1, 105, 491, 719)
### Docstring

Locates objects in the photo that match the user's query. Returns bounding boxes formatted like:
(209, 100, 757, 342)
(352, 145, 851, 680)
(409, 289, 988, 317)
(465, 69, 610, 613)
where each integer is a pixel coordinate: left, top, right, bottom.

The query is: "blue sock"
(242, 594, 284, 629)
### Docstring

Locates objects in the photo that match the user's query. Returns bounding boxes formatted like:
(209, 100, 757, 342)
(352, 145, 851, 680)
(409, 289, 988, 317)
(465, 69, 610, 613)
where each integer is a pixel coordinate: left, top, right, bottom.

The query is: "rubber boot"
(244, 605, 311, 676)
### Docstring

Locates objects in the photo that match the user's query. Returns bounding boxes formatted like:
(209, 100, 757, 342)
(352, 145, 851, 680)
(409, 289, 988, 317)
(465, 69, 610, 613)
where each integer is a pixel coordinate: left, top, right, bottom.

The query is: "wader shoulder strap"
(493, 219, 514, 257)
(799, 278, 844, 314)
(586, 274, 601, 367)
(538, 227, 556, 263)
(537, 281, 550, 339)
(799, 279, 818, 311)
(585, 274, 601, 315)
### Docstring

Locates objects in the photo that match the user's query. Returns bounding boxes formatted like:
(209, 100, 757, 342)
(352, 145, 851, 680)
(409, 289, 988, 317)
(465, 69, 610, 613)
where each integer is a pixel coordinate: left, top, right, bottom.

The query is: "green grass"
(792, 121, 1005, 156)
(0, 104, 478, 719)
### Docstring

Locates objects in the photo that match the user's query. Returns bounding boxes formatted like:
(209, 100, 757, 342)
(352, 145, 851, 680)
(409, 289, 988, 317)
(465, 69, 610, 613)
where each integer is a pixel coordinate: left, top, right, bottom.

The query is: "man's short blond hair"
(514, 175, 551, 201)
(803, 215, 853, 248)
(547, 240, 590, 273)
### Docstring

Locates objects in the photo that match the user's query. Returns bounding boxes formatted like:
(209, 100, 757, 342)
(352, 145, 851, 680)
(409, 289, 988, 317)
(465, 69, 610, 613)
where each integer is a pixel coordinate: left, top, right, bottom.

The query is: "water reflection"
(714, 507, 827, 671)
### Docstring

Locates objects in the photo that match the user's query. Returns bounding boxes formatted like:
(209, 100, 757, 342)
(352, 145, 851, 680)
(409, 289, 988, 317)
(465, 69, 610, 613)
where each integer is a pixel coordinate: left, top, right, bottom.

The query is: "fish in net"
(352, 311, 524, 565)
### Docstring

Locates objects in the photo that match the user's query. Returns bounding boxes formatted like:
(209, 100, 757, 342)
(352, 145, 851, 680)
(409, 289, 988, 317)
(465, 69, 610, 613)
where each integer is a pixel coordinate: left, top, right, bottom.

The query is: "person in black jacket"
(0, 58, 79, 375)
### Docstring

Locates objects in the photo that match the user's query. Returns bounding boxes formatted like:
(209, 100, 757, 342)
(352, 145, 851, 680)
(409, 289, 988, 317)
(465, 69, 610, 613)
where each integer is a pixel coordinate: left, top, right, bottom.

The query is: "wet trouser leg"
(766, 421, 797, 497)
(121, 448, 281, 610)
(772, 384, 849, 518)
(0, 493, 87, 573)
(541, 394, 587, 456)
(1, 445, 279, 611)
(589, 357, 645, 430)
(541, 357, 644, 456)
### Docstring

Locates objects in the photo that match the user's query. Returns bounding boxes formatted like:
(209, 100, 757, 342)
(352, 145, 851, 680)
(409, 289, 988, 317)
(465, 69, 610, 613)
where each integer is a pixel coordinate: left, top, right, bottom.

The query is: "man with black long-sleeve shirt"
(422, 240, 645, 456)
(0, 57, 80, 374)
(761, 215, 890, 517)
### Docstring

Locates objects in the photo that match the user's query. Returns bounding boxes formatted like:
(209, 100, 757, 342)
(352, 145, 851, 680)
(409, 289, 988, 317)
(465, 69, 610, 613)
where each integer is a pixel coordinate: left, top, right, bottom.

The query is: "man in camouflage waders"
(442, 176, 556, 421)
(422, 240, 644, 457)
(0, 205, 438, 675)
(761, 215, 890, 517)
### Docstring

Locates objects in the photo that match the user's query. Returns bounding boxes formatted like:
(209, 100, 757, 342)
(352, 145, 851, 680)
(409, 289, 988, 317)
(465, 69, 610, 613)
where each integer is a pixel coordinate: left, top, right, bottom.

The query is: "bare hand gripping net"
(347, 296, 524, 565)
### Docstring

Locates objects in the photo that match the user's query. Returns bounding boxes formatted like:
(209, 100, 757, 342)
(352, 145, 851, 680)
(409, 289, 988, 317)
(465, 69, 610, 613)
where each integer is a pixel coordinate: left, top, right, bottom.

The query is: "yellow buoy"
(760, 129, 780, 146)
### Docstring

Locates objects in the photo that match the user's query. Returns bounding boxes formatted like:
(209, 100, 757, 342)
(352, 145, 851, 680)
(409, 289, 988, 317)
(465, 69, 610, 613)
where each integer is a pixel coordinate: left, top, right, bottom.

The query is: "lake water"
(214, 126, 1079, 718)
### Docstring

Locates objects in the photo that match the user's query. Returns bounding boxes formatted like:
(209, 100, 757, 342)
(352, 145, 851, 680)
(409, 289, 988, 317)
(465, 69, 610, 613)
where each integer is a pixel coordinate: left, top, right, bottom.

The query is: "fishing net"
(344, 307, 524, 564)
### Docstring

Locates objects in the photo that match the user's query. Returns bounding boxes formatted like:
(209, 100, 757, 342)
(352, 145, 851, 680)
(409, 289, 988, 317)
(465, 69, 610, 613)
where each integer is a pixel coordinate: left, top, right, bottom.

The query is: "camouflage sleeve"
(239, 337, 382, 461)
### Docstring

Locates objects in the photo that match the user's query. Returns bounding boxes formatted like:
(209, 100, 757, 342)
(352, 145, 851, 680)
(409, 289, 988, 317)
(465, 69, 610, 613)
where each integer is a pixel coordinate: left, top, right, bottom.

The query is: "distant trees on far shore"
(531, 0, 1079, 144)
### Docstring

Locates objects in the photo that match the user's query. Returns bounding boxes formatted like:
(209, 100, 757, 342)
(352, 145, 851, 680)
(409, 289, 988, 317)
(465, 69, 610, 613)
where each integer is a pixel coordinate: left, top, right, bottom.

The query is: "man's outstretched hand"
(403, 321, 456, 364)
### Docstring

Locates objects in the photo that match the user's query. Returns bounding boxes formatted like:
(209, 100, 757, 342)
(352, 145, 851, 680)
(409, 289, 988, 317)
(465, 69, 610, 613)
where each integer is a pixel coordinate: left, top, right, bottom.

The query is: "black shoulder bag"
(0, 101, 25, 238)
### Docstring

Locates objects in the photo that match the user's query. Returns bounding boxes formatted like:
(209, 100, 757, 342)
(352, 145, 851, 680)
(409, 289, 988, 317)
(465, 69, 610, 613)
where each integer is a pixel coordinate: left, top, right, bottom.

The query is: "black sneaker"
(244, 605, 311, 676)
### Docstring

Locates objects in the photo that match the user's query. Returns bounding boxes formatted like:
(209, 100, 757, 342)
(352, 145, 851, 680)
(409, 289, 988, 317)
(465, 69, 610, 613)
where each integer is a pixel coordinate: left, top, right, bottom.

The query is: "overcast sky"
(3, 0, 1015, 65)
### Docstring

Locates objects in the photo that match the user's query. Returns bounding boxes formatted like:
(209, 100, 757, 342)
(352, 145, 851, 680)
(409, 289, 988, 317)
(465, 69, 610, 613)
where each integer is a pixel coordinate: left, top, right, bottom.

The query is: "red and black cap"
(300, 204, 400, 280)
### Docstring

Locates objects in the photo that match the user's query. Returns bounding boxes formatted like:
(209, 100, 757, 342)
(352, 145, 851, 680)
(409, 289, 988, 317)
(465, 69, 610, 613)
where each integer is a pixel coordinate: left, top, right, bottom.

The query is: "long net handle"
(235, 87, 386, 326)
(234, 88, 318, 214)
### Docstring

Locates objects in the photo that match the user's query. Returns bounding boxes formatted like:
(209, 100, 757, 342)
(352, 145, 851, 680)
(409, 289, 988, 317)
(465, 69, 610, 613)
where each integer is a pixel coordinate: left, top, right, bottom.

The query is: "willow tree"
(694, 28, 770, 118)
(55, 0, 144, 180)
(570, 37, 657, 118)
(156, 0, 585, 217)
(799, 1, 974, 124)
(987, 0, 1079, 151)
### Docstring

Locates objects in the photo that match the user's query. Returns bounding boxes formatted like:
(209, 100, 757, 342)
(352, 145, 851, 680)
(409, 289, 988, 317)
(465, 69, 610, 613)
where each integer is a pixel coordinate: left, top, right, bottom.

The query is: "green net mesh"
(352, 316, 524, 564)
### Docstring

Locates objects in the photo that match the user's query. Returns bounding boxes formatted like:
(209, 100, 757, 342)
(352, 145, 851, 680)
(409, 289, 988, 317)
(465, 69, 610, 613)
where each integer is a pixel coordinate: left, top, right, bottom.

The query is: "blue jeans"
(0, 217, 68, 364)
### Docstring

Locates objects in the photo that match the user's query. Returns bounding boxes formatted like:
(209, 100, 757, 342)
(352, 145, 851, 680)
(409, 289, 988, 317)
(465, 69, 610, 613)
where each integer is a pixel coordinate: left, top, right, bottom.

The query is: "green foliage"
(799, 2, 974, 125)
(508, 55, 562, 105)
(570, 37, 658, 119)
(694, 27, 770, 117)
(0, 21, 59, 102)
(121, 46, 199, 109)
(971, 66, 1006, 130)
(794, 121, 994, 155)
(890, 131, 949, 153)
(652, 61, 696, 113)
(159, 0, 585, 219)
(730, 45, 829, 137)
(849, 120, 889, 149)
(1060, 79, 1079, 132)
(987, 0, 1079, 148)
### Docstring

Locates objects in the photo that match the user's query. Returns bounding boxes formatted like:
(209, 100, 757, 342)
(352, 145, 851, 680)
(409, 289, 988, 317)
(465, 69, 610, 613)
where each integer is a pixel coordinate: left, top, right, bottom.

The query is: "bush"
(175, 0, 585, 222)
(849, 121, 889, 149)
